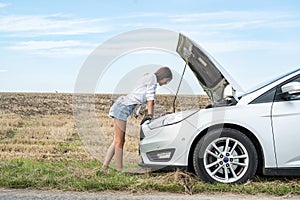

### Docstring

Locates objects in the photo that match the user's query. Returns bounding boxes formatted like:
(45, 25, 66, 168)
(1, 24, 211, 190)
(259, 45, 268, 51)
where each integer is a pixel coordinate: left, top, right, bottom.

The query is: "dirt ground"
(0, 189, 299, 200)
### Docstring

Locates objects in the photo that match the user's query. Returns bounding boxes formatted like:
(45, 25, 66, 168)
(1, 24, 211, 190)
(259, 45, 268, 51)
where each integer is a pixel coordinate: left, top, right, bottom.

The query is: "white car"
(139, 33, 300, 184)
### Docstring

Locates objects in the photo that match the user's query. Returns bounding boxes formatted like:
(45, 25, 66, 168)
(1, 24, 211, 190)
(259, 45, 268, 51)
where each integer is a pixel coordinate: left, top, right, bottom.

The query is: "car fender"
(185, 105, 277, 168)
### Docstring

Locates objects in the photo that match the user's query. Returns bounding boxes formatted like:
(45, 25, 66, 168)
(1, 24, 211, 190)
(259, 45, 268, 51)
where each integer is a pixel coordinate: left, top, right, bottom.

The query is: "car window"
(242, 68, 300, 98)
(275, 76, 300, 102)
(250, 88, 276, 104)
(250, 74, 300, 104)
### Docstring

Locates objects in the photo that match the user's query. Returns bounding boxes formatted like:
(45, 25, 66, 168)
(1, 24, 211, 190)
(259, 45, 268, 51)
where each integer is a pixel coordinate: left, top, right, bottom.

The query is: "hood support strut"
(172, 57, 188, 113)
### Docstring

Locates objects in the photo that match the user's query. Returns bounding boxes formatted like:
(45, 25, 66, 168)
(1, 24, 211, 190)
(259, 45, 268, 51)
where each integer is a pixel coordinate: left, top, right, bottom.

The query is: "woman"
(101, 66, 173, 172)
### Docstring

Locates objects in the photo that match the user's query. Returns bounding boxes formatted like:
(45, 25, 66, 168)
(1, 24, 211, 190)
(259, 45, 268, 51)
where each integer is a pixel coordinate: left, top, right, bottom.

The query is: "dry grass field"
(1, 93, 300, 197)
(0, 92, 210, 165)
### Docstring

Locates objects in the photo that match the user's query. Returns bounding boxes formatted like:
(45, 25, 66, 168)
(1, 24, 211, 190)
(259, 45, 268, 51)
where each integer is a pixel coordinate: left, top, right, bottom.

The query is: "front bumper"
(139, 111, 199, 169)
(138, 160, 187, 171)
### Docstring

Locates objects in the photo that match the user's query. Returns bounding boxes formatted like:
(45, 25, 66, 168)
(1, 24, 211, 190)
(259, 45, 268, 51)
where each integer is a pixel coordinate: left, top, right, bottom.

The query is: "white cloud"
(168, 11, 300, 31)
(1, 10, 299, 39)
(0, 2, 9, 8)
(9, 40, 94, 50)
(169, 11, 292, 22)
(8, 40, 97, 57)
(202, 40, 300, 53)
(32, 47, 94, 57)
(0, 14, 113, 37)
(118, 12, 164, 19)
(2, 10, 300, 57)
(0, 69, 8, 73)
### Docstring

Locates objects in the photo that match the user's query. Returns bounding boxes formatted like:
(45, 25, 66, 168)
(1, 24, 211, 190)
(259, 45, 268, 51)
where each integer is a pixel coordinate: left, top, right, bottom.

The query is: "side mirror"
(279, 81, 300, 100)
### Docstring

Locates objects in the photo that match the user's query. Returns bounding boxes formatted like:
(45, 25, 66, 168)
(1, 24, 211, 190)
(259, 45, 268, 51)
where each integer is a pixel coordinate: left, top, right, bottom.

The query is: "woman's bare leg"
(101, 118, 126, 171)
(102, 143, 115, 170)
(113, 118, 126, 171)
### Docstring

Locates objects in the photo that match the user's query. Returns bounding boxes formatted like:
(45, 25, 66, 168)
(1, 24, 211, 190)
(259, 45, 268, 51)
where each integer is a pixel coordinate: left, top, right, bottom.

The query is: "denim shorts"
(108, 97, 135, 121)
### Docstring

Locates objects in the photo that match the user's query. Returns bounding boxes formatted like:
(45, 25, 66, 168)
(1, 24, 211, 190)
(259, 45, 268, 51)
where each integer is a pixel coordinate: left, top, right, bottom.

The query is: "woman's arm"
(140, 100, 154, 125)
(147, 100, 154, 116)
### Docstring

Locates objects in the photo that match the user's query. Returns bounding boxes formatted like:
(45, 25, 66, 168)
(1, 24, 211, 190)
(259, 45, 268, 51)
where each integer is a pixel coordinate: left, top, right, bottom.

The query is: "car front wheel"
(192, 128, 258, 184)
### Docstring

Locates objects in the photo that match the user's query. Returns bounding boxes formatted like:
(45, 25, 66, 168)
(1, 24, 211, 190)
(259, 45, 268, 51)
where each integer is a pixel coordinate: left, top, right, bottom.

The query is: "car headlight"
(163, 113, 185, 126)
(148, 110, 198, 129)
(163, 110, 199, 126)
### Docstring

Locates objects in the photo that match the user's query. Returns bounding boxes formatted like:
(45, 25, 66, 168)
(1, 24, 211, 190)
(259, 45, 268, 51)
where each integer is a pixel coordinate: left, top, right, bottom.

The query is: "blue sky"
(1, 0, 300, 94)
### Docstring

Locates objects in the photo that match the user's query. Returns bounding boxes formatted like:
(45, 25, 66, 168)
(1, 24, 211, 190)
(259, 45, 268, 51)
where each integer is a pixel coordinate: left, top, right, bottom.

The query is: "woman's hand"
(140, 114, 153, 125)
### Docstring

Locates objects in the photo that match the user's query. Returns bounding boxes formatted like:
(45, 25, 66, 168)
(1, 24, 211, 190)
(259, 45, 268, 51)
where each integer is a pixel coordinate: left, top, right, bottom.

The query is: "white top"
(120, 73, 157, 106)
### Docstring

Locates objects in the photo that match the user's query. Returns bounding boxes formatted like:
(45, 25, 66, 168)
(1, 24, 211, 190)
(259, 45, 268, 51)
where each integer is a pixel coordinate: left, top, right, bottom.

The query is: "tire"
(192, 128, 258, 184)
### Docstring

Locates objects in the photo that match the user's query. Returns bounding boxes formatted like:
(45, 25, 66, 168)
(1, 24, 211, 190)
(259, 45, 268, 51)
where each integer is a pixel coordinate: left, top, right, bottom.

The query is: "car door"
(272, 75, 300, 168)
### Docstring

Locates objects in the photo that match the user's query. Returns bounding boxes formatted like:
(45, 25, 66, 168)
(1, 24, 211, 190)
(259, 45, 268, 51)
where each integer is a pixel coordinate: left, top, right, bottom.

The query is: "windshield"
(240, 68, 300, 98)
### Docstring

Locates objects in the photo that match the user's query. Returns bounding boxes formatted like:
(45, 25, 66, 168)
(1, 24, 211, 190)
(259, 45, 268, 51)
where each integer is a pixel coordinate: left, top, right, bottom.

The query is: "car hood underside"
(176, 33, 242, 104)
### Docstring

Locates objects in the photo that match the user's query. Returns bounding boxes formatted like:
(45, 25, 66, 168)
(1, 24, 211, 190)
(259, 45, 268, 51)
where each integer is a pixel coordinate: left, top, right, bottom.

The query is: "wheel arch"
(187, 123, 265, 175)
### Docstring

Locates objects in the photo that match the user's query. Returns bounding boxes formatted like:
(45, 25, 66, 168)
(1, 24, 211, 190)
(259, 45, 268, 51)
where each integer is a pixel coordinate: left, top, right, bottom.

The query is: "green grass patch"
(0, 158, 300, 196)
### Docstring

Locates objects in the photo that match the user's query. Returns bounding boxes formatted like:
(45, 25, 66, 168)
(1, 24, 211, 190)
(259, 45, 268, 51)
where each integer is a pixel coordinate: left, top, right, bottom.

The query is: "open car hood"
(176, 33, 243, 104)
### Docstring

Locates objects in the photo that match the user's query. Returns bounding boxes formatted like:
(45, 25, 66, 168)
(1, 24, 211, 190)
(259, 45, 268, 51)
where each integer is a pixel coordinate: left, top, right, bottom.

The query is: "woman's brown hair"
(154, 67, 173, 81)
